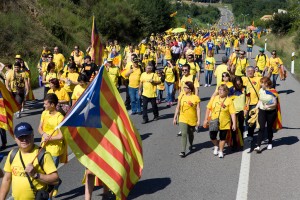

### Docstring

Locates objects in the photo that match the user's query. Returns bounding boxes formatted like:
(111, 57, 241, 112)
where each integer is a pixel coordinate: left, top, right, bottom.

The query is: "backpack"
(247, 38, 253, 45)
(9, 147, 46, 171)
(257, 54, 266, 62)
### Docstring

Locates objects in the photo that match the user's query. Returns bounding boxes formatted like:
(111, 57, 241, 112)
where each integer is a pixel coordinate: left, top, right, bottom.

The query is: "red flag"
(91, 16, 103, 66)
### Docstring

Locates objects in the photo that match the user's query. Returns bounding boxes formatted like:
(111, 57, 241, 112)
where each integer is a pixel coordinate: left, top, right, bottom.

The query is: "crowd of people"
(0, 27, 283, 200)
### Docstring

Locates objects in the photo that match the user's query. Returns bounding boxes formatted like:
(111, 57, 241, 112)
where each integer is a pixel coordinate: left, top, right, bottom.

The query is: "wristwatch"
(33, 173, 40, 179)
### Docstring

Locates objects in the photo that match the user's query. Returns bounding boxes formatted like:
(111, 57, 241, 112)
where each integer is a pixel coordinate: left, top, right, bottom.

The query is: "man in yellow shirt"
(187, 54, 200, 82)
(0, 122, 59, 200)
(246, 34, 254, 58)
(266, 50, 283, 88)
(194, 42, 204, 70)
(70, 46, 84, 68)
(139, 64, 161, 123)
(179, 64, 199, 96)
(255, 48, 269, 73)
(232, 50, 249, 77)
(53, 46, 65, 72)
(214, 56, 229, 86)
(224, 37, 231, 57)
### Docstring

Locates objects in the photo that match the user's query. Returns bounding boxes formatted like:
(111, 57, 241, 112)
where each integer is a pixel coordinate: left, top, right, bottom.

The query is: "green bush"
(269, 13, 294, 35)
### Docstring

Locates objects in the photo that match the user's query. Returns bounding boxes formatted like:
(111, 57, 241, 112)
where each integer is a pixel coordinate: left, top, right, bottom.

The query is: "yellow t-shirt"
(187, 62, 200, 76)
(194, 46, 203, 55)
(107, 66, 120, 87)
(205, 57, 216, 70)
(71, 84, 87, 101)
(207, 95, 236, 130)
(233, 39, 239, 48)
(255, 54, 269, 71)
(140, 44, 146, 54)
(214, 64, 229, 86)
(62, 72, 79, 92)
(179, 94, 200, 126)
(164, 47, 172, 60)
(48, 88, 70, 102)
(140, 72, 159, 98)
(53, 53, 65, 72)
(179, 74, 200, 93)
(40, 61, 48, 73)
(176, 58, 187, 67)
(6, 71, 27, 93)
(232, 89, 246, 113)
(4, 146, 57, 200)
(242, 76, 261, 105)
(40, 111, 64, 156)
(157, 80, 165, 91)
(129, 67, 142, 88)
(164, 67, 175, 83)
(43, 72, 57, 88)
(267, 57, 283, 74)
(234, 58, 249, 76)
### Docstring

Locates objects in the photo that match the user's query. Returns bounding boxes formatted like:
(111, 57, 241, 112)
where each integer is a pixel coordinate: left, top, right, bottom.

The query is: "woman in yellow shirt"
(204, 84, 236, 158)
(204, 52, 216, 87)
(48, 78, 70, 115)
(60, 63, 79, 102)
(71, 73, 89, 105)
(163, 61, 176, 107)
(173, 81, 201, 157)
(42, 62, 57, 98)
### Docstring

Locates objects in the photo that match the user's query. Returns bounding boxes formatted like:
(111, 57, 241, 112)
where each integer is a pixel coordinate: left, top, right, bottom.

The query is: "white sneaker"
(218, 151, 224, 158)
(204, 84, 208, 87)
(208, 84, 211, 87)
(267, 144, 273, 150)
(177, 131, 182, 136)
(213, 146, 218, 156)
(254, 146, 261, 152)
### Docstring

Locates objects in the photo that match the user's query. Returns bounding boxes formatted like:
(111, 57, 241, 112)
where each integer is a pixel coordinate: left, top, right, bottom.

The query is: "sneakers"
(177, 131, 182, 136)
(254, 146, 261, 153)
(218, 151, 224, 158)
(213, 146, 218, 156)
(179, 152, 185, 158)
(204, 84, 208, 87)
(208, 84, 211, 87)
(267, 144, 273, 150)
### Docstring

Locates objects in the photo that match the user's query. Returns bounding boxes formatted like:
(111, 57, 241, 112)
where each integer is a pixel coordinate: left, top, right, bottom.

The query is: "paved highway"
(1, 8, 300, 200)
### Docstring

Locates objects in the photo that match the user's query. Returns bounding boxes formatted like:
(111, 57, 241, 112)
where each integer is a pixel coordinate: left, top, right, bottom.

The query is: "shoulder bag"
(209, 97, 227, 132)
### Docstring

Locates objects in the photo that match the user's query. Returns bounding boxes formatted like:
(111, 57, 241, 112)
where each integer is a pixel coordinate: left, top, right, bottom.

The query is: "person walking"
(253, 77, 281, 153)
(163, 60, 176, 107)
(266, 50, 283, 88)
(0, 122, 59, 200)
(204, 51, 216, 87)
(139, 63, 161, 124)
(173, 81, 201, 157)
(203, 84, 236, 158)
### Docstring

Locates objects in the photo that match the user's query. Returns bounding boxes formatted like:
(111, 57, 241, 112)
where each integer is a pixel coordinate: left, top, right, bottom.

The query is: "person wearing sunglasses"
(266, 50, 283, 88)
(179, 64, 199, 96)
(173, 81, 201, 158)
(232, 50, 249, 77)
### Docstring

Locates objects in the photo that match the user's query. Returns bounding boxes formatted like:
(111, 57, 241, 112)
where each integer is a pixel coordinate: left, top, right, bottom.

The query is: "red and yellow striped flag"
(91, 16, 103, 66)
(0, 81, 20, 136)
(58, 66, 143, 200)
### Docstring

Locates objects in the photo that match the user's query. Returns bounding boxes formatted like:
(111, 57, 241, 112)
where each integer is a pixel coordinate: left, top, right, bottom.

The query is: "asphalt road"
(1, 8, 300, 200)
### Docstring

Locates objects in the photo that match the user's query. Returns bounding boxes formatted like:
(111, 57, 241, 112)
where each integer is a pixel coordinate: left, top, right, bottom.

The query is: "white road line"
(57, 152, 75, 169)
(236, 132, 251, 200)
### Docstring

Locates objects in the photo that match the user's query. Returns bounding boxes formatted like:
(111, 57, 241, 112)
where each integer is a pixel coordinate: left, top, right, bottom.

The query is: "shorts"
(247, 47, 253, 52)
(210, 130, 228, 141)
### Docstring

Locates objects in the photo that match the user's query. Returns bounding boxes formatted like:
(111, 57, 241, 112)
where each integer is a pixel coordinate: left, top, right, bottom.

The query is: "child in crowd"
(156, 69, 165, 104)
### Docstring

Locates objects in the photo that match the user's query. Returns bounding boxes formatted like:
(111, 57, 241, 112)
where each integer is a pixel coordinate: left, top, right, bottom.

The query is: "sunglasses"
(182, 69, 189, 72)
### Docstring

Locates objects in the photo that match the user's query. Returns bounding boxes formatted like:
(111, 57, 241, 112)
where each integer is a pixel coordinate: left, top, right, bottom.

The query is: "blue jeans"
(156, 90, 163, 101)
(164, 82, 174, 103)
(128, 87, 141, 113)
(205, 70, 213, 85)
(225, 47, 230, 57)
(271, 74, 279, 88)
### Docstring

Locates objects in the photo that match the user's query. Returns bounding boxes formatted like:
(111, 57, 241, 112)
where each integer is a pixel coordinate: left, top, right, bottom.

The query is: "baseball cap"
(14, 122, 33, 138)
(15, 55, 22, 59)
(259, 48, 265, 52)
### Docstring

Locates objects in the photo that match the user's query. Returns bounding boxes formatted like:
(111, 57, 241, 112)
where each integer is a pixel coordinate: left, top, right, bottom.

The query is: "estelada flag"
(58, 66, 143, 200)
(265, 89, 282, 129)
(0, 81, 21, 136)
(91, 16, 103, 66)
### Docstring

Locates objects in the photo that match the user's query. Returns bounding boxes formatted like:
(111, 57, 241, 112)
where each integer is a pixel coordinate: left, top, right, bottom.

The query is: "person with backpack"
(246, 34, 255, 58)
(232, 50, 249, 77)
(255, 48, 269, 73)
(164, 60, 176, 107)
(204, 51, 216, 87)
(5, 62, 29, 118)
(0, 122, 59, 200)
